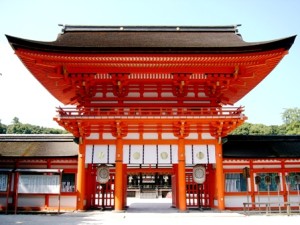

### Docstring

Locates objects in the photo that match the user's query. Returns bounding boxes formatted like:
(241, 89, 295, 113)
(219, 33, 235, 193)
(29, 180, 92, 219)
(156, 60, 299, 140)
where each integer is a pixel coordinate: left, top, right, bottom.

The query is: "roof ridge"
(0, 134, 75, 142)
(60, 24, 241, 33)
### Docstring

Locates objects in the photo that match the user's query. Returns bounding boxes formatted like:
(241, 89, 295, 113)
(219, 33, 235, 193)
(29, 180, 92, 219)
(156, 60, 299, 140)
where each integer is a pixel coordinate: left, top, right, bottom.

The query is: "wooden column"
(45, 159, 51, 210)
(114, 137, 124, 211)
(123, 164, 128, 209)
(215, 140, 225, 210)
(77, 139, 86, 210)
(177, 138, 187, 211)
(249, 160, 256, 207)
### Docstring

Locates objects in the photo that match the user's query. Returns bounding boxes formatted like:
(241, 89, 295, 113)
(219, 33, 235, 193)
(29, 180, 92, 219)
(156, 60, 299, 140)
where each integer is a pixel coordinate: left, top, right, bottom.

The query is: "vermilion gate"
(186, 172, 211, 208)
(87, 164, 212, 210)
(87, 165, 115, 209)
(173, 165, 212, 209)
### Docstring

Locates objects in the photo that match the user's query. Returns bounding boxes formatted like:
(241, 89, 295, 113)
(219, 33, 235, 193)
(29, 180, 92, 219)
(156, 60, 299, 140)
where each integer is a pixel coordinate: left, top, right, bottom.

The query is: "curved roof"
(6, 25, 296, 54)
(2, 134, 300, 159)
(0, 134, 78, 157)
(5, 25, 296, 109)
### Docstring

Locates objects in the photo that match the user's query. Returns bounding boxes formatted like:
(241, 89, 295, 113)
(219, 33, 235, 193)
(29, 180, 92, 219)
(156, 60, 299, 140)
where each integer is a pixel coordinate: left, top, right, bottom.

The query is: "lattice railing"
(56, 106, 245, 119)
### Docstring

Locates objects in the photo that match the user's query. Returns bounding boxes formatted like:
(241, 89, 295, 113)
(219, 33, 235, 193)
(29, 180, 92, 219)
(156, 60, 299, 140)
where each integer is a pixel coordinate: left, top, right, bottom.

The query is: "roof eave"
(6, 34, 296, 54)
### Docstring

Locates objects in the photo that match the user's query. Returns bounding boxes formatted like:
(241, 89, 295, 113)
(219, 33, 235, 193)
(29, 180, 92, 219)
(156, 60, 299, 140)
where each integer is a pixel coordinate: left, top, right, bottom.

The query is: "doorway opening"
(126, 165, 173, 211)
(86, 164, 213, 211)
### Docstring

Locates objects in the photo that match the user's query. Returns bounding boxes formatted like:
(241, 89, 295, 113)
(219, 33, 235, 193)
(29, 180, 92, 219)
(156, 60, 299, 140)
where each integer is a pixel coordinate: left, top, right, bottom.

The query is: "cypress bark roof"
(6, 25, 296, 54)
(0, 134, 78, 157)
(1, 134, 300, 159)
(223, 135, 300, 158)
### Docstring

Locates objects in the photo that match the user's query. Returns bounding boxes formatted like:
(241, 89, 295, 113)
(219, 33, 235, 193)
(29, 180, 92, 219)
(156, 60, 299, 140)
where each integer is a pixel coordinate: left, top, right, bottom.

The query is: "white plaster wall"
(162, 133, 177, 139)
(255, 195, 283, 203)
(185, 133, 198, 140)
(102, 133, 116, 140)
(18, 195, 44, 207)
(86, 133, 99, 140)
(253, 165, 281, 169)
(0, 197, 8, 205)
(223, 165, 250, 169)
(123, 133, 140, 140)
(49, 195, 76, 208)
(201, 133, 215, 139)
(143, 133, 158, 139)
(225, 195, 248, 208)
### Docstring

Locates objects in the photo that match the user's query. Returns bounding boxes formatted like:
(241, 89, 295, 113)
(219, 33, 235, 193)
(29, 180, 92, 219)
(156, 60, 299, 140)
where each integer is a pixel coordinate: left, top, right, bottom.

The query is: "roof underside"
(5, 26, 296, 107)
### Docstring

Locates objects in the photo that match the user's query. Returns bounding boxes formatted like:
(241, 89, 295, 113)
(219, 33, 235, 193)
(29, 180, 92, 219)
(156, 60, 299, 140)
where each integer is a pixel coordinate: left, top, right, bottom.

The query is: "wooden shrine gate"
(172, 165, 213, 209)
(8, 24, 295, 212)
(86, 165, 116, 210)
(86, 163, 213, 210)
(186, 172, 211, 209)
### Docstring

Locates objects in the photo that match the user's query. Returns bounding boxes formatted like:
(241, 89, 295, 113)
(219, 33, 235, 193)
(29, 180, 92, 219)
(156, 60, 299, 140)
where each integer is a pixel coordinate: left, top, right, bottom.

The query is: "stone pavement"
(1, 198, 300, 225)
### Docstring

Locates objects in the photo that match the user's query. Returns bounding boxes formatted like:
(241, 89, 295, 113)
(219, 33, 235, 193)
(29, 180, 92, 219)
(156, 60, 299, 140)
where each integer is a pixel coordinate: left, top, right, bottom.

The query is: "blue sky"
(0, 0, 299, 128)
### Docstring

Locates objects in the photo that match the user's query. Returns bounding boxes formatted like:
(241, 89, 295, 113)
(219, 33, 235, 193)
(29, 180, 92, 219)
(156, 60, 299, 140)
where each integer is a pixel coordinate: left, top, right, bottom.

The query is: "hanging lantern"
(255, 176, 261, 185)
(242, 167, 250, 178)
(265, 175, 271, 185)
(294, 175, 299, 184)
(96, 164, 110, 184)
(193, 165, 206, 184)
(275, 175, 280, 185)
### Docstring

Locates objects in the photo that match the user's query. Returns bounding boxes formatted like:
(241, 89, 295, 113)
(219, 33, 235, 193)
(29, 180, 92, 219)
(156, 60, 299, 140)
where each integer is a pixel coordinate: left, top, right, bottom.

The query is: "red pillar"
(114, 137, 124, 211)
(177, 138, 187, 211)
(215, 141, 225, 210)
(172, 164, 178, 208)
(123, 164, 127, 208)
(77, 139, 86, 210)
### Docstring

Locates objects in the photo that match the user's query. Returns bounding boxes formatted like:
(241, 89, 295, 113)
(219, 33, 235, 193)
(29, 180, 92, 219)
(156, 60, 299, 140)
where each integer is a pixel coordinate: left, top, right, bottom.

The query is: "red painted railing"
(56, 106, 246, 119)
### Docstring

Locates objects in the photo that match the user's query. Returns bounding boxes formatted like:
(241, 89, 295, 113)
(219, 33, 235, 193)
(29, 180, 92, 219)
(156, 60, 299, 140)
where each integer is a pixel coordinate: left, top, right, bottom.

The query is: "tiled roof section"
(223, 135, 300, 158)
(6, 25, 296, 54)
(0, 134, 78, 157)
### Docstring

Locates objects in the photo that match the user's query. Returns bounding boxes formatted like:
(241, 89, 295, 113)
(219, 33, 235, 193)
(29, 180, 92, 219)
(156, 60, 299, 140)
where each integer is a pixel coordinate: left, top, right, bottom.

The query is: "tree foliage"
(231, 108, 300, 135)
(282, 108, 300, 124)
(1, 117, 67, 134)
(0, 120, 7, 134)
(231, 123, 285, 135)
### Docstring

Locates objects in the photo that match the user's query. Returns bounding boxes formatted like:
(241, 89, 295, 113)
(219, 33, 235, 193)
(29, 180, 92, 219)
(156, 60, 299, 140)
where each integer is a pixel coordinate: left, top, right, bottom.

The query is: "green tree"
(248, 124, 272, 135)
(282, 108, 300, 124)
(283, 121, 300, 135)
(0, 120, 7, 134)
(231, 122, 251, 135)
(231, 123, 279, 135)
(12, 117, 20, 124)
(270, 125, 285, 135)
(6, 117, 68, 134)
(281, 108, 300, 135)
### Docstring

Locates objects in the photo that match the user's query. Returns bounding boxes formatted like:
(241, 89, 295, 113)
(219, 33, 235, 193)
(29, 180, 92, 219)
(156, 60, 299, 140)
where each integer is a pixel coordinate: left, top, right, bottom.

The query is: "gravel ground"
(1, 198, 299, 225)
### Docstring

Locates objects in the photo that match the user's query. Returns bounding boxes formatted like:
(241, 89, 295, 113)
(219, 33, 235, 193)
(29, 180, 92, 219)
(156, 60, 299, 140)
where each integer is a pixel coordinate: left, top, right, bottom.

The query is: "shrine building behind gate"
(5, 25, 296, 211)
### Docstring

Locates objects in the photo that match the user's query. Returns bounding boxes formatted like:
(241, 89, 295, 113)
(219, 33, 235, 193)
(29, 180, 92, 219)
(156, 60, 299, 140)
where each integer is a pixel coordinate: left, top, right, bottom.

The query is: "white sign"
(18, 175, 60, 194)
